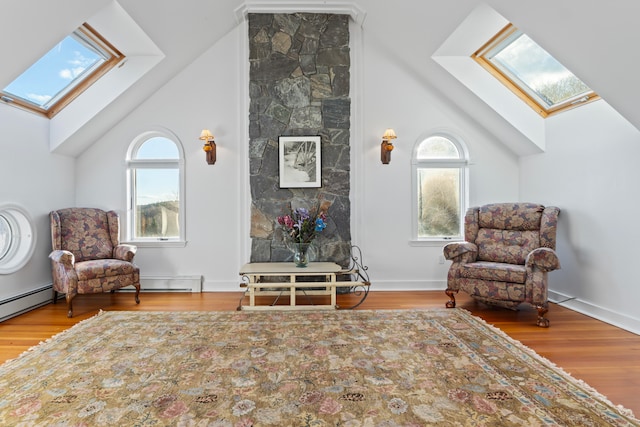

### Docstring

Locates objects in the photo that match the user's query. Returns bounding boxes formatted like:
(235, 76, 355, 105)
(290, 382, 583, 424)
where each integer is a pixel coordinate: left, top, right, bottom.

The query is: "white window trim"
(473, 24, 599, 118)
(125, 129, 186, 248)
(410, 132, 469, 246)
(0, 204, 37, 274)
(1, 23, 125, 119)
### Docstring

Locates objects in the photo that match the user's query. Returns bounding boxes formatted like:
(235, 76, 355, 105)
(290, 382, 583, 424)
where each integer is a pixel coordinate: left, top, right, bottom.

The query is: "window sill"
(124, 240, 187, 248)
(409, 238, 462, 247)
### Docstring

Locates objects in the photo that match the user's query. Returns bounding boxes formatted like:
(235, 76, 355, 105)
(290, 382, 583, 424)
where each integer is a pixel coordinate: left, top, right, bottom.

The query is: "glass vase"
(292, 242, 311, 267)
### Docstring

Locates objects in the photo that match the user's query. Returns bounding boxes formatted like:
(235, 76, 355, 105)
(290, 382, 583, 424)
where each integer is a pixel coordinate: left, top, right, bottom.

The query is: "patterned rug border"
(1, 308, 638, 425)
(449, 308, 639, 420)
(451, 309, 638, 419)
(2, 309, 109, 363)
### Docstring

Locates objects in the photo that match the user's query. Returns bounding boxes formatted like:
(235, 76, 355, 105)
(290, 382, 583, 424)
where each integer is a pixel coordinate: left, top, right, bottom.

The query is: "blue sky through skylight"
(3, 34, 103, 108)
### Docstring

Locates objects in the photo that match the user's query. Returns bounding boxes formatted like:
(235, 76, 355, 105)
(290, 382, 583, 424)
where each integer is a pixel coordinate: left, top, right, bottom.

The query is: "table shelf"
(238, 262, 366, 310)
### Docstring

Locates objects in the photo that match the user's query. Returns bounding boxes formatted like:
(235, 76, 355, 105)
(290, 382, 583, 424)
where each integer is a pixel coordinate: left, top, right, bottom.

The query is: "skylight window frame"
(0, 23, 124, 119)
(472, 24, 599, 118)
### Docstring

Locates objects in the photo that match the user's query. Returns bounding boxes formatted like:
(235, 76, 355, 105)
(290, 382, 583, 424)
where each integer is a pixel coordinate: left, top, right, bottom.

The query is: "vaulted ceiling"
(2, 1, 639, 156)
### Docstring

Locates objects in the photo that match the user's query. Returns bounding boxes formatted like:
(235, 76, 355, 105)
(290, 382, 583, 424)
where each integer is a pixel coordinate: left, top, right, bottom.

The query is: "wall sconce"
(199, 129, 216, 165)
(381, 128, 397, 164)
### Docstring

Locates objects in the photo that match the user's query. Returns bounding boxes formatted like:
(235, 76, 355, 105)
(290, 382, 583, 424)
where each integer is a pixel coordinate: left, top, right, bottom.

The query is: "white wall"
(358, 31, 519, 289)
(4, 1, 639, 334)
(74, 16, 520, 296)
(0, 104, 75, 301)
(75, 27, 244, 291)
(520, 101, 640, 332)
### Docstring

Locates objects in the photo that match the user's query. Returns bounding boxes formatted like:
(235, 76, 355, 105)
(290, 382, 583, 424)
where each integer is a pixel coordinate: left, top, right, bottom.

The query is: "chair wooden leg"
(445, 289, 457, 308)
(65, 293, 74, 318)
(535, 304, 550, 328)
(52, 288, 58, 304)
(134, 284, 140, 304)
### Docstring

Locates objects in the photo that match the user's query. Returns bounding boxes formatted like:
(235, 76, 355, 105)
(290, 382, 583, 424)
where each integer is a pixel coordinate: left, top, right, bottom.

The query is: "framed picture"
(278, 136, 322, 188)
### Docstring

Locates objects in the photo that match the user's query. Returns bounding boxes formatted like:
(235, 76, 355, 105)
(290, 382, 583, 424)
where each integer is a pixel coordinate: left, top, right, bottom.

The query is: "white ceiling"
(2, 0, 639, 155)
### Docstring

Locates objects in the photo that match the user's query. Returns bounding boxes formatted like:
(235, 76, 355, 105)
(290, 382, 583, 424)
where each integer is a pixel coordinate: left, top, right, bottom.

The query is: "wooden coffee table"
(238, 262, 349, 311)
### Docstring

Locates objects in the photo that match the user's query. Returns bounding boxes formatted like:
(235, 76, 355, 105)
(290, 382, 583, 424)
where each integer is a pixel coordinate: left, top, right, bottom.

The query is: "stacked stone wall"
(248, 13, 351, 265)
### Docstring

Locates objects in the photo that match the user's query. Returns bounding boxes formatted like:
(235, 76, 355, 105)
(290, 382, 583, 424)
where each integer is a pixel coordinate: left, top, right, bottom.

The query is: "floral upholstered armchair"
(443, 203, 560, 327)
(49, 208, 140, 317)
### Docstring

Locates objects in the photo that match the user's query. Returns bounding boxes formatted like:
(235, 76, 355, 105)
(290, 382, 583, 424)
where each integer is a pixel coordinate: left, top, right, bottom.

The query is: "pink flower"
(11, 398, 42, 417)
(277, 215, 294, 228)
(319, 397, 343, 415)
(448, 388, 471, 403)
(162, 400, 189, 418)
(199, 349, 219, 359)
(299, 391, 324, 405)
(472, 395, 498, 414)
(314, 347, 330, 357)
(235, 418, 255, 427)
(279, 382, 298, 393)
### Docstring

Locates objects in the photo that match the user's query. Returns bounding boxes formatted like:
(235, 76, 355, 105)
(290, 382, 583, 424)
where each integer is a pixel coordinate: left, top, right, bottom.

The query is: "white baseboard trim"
(549, 290, 640, 335)
(0, 284, 53, 322)
(3, 282, 637, 336)
(203, 279, 448, 293)
(203, 279, 244, 292)
(362, 280, 447, 291)
(0, 276, 202, 321)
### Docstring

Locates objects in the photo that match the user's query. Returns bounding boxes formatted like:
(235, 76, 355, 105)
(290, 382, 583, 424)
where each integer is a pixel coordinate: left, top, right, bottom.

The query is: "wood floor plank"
(0, 290, 638, 416)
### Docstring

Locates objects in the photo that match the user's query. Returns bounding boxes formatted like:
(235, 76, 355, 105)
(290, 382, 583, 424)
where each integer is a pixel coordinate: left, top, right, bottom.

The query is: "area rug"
(0, 310, 638, 426)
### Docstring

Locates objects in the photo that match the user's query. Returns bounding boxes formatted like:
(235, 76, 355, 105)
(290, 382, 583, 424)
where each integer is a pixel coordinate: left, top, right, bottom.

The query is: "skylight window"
(1, 23, 124, 118)
(473, 24, 598, 117)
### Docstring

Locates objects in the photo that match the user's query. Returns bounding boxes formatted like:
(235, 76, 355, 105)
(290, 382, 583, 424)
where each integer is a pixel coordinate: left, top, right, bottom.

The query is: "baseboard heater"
(0, 276, 202, 322)
(0, 285, 53, 323)
(137, 275, 203, 292)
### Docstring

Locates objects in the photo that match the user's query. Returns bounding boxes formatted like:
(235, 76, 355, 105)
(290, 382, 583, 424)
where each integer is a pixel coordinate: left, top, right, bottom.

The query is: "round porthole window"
(0, 214, 11, 260)
(0, 205, 36, 275)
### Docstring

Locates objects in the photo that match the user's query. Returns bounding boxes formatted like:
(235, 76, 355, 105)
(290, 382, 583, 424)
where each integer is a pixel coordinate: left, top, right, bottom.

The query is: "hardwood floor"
(1, 290, 639, 417)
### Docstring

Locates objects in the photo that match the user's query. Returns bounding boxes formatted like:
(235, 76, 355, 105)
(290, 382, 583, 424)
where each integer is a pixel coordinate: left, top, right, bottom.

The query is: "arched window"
(126, 130, 185, 246)
(411, 133, 468, 242)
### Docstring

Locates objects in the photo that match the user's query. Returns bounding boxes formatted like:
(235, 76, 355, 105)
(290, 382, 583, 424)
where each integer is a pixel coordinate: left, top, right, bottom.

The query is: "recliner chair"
(443, 203, 560, 327)
(49, 208, 140, 317)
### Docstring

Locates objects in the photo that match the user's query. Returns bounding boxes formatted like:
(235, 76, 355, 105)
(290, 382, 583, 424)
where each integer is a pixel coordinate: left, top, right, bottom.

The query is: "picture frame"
(278, 135, 322, 188)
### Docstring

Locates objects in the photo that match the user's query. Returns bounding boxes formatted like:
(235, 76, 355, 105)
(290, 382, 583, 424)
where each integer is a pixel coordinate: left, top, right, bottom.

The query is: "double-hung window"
(126, 131, 185, 246)
(412, 134, 468, 243)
